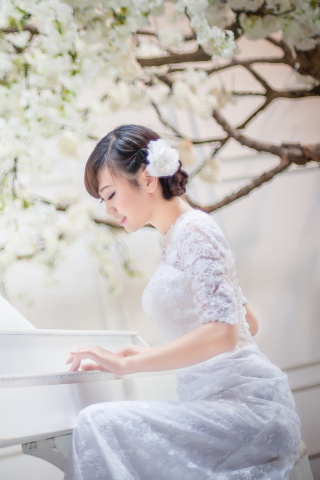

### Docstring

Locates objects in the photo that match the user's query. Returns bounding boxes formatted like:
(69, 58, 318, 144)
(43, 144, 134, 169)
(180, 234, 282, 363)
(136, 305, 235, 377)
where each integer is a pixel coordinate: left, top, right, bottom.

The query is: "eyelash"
(100, 192, 115, 203)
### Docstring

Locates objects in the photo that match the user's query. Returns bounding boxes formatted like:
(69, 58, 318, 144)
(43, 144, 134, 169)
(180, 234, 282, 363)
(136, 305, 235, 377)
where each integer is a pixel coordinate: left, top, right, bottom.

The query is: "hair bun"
(160, 161, 189, 200)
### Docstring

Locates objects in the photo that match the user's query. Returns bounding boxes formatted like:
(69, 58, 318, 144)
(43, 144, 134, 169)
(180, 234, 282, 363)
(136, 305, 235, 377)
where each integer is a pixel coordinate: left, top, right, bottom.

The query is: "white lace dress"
(64, 209, 301, 480)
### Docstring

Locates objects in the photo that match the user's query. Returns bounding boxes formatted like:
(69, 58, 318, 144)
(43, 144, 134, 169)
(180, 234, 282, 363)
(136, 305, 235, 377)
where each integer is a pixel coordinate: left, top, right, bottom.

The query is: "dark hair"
(84, 124, 188, 200)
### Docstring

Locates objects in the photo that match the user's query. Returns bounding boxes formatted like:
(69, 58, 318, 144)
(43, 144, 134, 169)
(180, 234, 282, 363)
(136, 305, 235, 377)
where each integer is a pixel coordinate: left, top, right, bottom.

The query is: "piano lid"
(0, 329, 147, 380)
(0, 295, 36, 331)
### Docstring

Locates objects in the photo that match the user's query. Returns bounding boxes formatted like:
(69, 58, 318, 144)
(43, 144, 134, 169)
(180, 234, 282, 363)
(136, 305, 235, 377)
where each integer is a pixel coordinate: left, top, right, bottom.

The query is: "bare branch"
(265, 35, 296, 66)
(232, 91, 266, 96)
(192, 137, 225, 145)
(135, 29, 157, 37)
(1, 25, 39, 35)
(33, 196, 124, 230)
(213, 110, 284, 156)
(232, 84, 320, 129)
(150, 101, 184, 138)
(136, 29, 196, 42)
(299, 142, 320, 164)
(295, 43, 320, 82)
(272, 85, 320, 98)
(213, 109, 320, 166)
(236, 97, 272, 130)
(154, 73, 173, 89)
(150, 101, 225, 145)
(188, 137, 230, 181)
(191, 57, 287, 76)
(243, 64, 271, 92)
(233, 86, 320, 98)
(183, 160, 291, 212)
(137, 44, 211, 67)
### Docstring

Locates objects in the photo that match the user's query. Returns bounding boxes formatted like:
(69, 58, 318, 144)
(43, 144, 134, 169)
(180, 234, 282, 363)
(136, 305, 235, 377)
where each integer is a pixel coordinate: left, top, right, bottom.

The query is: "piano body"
(0, 295, 178, 472)
(0, 295, 314, 479)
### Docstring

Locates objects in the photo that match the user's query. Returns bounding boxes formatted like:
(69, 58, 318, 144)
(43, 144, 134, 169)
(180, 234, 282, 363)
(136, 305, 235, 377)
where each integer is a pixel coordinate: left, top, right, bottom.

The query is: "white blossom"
(158, 27, 184, 49)
(172, 81, 218, 119)
(146, 139, 180, 177)
(229, 0, 264, 11)
(239, 13, 282, 40)
(146, 82, 171, 104)
(198, 157, 221, 183)
(0, 0, 318, 287)
(176, 139, 197, 166)
(58, 131, 82, 159)
(205, 4, 236, 29)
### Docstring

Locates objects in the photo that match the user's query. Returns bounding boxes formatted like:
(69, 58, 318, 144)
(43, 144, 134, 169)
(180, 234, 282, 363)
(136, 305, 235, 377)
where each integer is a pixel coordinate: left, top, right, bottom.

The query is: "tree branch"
(194, 57, 288, 76)
(33, 196, 124, 230)
(265, 35, 296, 67)
(213, 110, 284, 156)
(136, 29, 196, 42)
(243, 64, 272, 92)
(236, 97, 273, 130)
(150, 101, 225, 145)
(233, 86, 320, 98)
(137, 44, 211, 67)
(188, 137, 230, 181)
(212, 110, 320, 165)
(183, 160, 291, 212)
(150, 101, 184, 138)
(1, 25, 39, 35)
(232, 91, 266, 96)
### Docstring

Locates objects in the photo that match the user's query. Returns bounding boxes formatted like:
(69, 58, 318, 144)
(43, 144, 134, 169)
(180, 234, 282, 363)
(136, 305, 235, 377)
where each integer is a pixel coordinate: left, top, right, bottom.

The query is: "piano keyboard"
(0, 368, 177, 388)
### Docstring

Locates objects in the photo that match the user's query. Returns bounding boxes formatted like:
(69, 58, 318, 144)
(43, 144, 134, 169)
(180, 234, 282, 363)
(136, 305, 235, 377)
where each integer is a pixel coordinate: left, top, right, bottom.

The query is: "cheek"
(118, 188, 145, 213)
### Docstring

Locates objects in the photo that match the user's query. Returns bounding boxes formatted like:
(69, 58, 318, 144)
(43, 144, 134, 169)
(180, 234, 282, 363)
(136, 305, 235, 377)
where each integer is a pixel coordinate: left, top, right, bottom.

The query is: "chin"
(126, 225, 139, 233)
(125, 220, 146, 233)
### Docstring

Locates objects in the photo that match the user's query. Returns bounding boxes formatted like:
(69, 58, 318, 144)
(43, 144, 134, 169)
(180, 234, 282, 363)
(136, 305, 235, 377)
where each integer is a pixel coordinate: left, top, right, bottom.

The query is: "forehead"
(97, 166, 115, 188)
(97, 166, 129, 194)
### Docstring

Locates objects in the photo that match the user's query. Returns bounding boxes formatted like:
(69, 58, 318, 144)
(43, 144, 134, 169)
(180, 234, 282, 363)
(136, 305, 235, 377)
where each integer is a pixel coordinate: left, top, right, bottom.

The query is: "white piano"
(0, 295, 313, 479)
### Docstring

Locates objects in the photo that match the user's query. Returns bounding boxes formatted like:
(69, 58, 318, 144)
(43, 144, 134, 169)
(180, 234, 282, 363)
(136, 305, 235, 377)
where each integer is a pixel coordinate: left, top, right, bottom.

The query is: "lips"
(117, 216, 126, 225)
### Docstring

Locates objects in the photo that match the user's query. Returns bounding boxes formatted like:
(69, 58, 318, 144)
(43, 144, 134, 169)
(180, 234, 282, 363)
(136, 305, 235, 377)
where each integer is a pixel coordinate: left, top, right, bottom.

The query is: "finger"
(114, 349, 126, 356)
(69, 356, 81, 372)
(65, 355, 74, 364)
(69, 349, 90, 355)
(81, 363, 108, 372)
(69, 351, 95, 361)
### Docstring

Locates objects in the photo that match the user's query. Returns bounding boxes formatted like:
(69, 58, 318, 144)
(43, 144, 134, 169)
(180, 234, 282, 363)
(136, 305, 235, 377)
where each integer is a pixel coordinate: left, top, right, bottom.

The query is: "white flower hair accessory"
(146, 138, 180, 177)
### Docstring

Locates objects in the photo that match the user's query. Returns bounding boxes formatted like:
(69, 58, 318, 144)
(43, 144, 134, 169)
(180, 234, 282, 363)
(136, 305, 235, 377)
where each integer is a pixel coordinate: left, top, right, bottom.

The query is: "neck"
(150, 197, 193, 236)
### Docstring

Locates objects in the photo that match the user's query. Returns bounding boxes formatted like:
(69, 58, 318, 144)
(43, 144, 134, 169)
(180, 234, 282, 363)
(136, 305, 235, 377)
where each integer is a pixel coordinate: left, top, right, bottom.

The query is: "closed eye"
(108, 192, 115, 200)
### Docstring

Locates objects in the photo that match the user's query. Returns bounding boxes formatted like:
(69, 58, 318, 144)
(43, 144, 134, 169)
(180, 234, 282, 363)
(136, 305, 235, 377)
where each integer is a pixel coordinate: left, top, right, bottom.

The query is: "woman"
(64, 124, 301, 480)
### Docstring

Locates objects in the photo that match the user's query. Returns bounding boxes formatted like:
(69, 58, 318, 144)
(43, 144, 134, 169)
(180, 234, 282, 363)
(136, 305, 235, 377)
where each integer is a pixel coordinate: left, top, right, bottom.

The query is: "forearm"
(123, 322, 239, 375)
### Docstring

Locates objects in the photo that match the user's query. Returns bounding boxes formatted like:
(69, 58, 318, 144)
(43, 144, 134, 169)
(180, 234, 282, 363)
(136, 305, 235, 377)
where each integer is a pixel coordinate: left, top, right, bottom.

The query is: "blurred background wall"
(0, 36, 319, 479)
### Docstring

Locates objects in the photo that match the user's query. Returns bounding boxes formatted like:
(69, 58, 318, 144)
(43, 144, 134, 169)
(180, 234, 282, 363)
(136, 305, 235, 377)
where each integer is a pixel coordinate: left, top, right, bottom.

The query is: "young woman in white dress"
(64, 124, 301, 480)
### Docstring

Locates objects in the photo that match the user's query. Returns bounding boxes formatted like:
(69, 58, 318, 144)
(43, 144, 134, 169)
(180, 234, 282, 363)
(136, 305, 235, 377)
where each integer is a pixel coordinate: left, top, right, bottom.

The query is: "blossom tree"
(0, 0, 319, 292)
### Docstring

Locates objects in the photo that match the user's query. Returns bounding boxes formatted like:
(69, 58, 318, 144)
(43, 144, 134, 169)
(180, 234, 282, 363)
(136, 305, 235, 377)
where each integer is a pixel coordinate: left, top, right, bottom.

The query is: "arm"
(244, 302, 259, 336)
(123, 321, 238, 374)
(66, 321, 238, 375)
(66, 219, 240, 375)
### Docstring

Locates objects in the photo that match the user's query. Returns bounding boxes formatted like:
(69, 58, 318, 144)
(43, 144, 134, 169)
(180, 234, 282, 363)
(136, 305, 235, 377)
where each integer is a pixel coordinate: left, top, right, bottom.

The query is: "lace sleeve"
(239, 285, 247, 304)
(177, 218, 239, 326)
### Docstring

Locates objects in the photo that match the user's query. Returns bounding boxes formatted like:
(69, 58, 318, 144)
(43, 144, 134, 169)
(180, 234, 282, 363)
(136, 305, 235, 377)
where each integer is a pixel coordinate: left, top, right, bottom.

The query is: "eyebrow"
(99, 185, 113, 195)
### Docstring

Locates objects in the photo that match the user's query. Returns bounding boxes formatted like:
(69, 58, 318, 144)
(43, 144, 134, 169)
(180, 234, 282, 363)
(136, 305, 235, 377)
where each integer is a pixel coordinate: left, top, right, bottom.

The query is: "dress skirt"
(64, 345, 301, 480)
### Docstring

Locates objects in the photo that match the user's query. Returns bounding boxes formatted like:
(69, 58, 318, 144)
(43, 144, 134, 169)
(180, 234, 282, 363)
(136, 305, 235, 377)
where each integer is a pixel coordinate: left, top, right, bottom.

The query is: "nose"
(105, 202, 116, 217)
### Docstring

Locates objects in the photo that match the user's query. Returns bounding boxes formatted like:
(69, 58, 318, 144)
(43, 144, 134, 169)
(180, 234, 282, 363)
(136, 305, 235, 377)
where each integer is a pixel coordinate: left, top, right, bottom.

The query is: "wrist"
(118, 355, 134, 375)
(120, 351, 150, 375)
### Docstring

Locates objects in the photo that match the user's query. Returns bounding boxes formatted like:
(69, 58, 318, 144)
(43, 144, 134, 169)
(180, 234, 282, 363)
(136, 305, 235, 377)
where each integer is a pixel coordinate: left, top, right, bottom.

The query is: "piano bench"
(22, 434, 314, 478)
(289, 440, 314, 480)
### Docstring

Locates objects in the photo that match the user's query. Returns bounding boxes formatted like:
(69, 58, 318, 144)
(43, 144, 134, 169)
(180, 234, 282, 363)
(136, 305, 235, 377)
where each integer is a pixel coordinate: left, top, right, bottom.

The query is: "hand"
(65, 345, 126, 376)
(114, 344, 151, 357)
